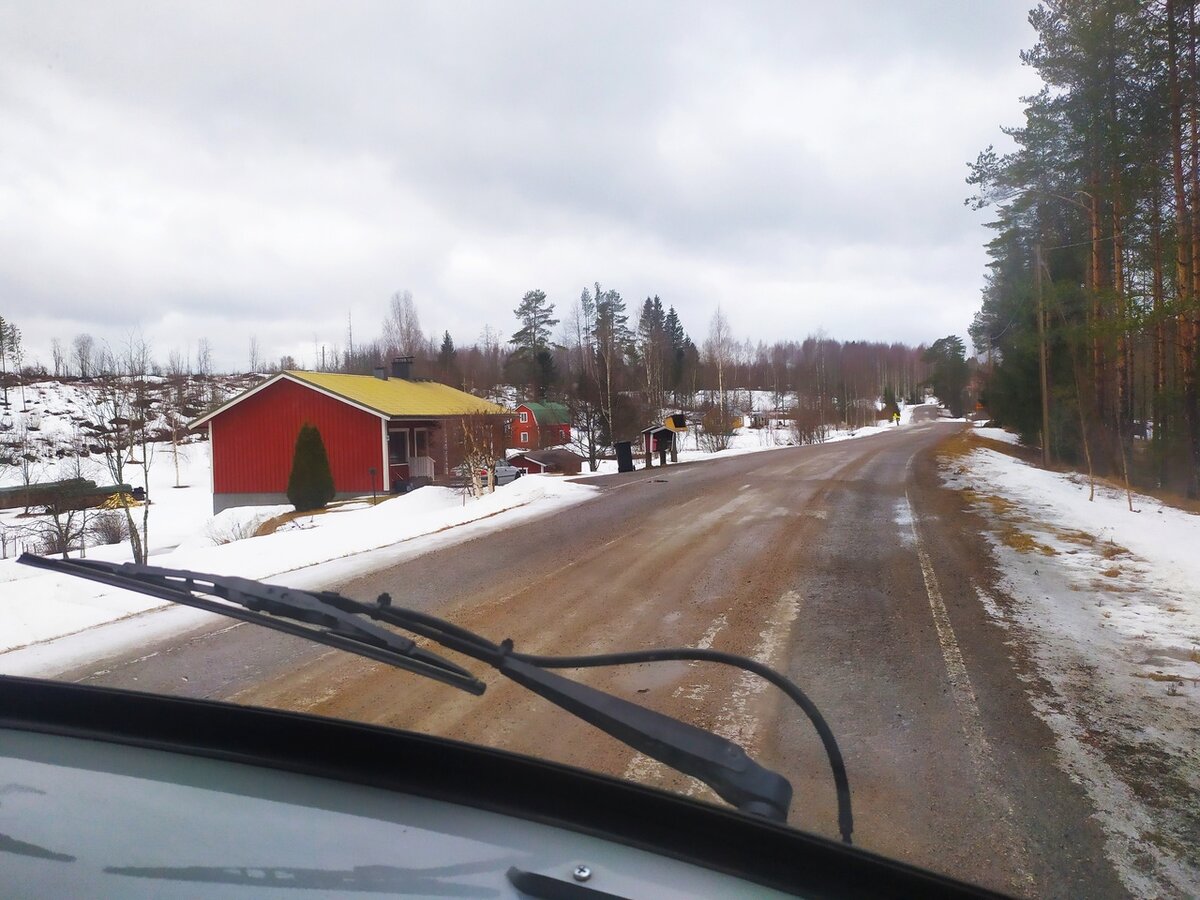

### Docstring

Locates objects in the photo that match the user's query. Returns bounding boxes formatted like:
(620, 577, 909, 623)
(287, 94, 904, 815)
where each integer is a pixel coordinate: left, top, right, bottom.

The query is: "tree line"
(281, 285, 933, 465)
(5, 284, 940, 475)
(969, 0, 1200, 497)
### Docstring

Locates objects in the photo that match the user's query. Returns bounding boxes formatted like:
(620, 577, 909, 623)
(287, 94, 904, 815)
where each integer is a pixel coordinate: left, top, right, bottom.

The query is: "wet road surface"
(59, 422, 1124, 896)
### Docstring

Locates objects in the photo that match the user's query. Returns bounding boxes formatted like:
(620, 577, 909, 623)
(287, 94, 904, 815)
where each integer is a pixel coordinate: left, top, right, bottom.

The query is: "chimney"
(391, 356, 413, 380)
(373, 365, 388, 381)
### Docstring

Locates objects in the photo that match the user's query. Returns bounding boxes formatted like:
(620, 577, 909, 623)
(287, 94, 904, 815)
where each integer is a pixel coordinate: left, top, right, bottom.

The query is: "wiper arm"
(20, 555, 844, 832)
(17, 555, 484, 695)
(496, 653, 792, 819)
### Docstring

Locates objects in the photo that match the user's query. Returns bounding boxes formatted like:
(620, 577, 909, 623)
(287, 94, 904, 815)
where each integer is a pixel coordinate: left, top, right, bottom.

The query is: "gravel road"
(62, 422, 1127, 897)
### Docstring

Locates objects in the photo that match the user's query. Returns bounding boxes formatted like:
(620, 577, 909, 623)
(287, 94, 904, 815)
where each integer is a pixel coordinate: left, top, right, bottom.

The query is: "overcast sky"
(1, 1, 1042, 373)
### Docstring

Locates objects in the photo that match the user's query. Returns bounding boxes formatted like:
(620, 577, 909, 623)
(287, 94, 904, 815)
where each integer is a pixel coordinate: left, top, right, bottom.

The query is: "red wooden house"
(513, 402, 572, 449)
(190, 362, 508, 512)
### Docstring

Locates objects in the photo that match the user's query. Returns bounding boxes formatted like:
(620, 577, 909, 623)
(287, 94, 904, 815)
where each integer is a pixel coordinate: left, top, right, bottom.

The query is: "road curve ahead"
(68, 423, 1122, 897)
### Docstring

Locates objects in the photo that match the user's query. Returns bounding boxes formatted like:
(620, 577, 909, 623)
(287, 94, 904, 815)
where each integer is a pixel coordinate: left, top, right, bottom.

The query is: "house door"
(388, 430, 409, 488)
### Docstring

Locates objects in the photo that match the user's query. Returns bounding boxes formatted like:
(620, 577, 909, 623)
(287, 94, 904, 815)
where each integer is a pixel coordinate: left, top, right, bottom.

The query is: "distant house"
(509, 448, 585, 476)
(189, 360, 509, 512)
(513, 401, 571, 449)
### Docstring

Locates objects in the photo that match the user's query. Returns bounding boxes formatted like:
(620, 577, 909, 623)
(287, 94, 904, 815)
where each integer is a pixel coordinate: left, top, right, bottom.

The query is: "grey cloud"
(1, 1, 1037, 368)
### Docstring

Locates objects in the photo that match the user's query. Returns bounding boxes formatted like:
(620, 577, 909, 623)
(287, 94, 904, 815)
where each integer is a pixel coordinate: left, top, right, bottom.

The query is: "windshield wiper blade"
(18, 555, 485, 695)
(495, 653, 792, 819)
(20, 555, 804, 825)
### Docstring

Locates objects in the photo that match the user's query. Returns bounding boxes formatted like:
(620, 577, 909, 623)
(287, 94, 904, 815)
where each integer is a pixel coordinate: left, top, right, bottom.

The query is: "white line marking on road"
(622, 592, 801, 796)
(622, 611, 731, 783)
(705, 591, 801, 753)
(73, 621, 244, 682)
(904, 486, 1034, 891)
(694, 613, 728, 652)
(683, 591, 801, 800)
(904, 491, 987, 745)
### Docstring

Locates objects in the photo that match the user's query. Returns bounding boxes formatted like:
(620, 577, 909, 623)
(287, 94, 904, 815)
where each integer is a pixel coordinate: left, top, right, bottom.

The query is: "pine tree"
(593, 286, 632, 441)
(510, 289, 559, 398)
(287, 423, 336, 511)
(637, 296, 668, 409)
(922, 336, 969, 417)
(0, 316, 19, 407)
(511, 289, 558, 353)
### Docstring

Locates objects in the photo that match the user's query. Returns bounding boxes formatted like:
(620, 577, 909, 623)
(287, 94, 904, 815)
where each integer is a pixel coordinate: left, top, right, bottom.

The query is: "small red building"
(513, 401, 572, 449)
(190, 364, 508, 512)
(508, 448, 585, 476)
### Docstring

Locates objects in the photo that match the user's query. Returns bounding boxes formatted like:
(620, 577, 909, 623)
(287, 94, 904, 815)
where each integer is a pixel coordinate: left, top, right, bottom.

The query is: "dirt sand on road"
(231, 480, 823, 804)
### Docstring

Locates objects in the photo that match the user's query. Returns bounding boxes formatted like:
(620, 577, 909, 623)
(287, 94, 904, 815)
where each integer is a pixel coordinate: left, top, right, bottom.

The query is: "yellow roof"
(287, 371, 508, 418)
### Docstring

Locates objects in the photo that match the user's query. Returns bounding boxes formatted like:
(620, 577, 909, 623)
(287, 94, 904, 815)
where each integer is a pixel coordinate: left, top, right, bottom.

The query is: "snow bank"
(944, 445, 1200, 894)
(0, 476, 598, 667)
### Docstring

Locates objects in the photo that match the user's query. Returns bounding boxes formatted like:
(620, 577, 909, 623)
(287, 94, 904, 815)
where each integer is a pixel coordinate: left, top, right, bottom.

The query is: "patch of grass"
(254, 495, 390, 536)
(959, 488, 1019, 517)
(1100, 542, 1128, 559)
(937, 431, 977, 460)
(1134, 671, 1196, 684)
(1052, 527, 1095, 546)
(1114, 480, 1200, 517)
(254, 508, 327, 536)
(1102, 566, 1121, 578)
(972, 436, 1030, 459)
(999, 525, 1057, 556)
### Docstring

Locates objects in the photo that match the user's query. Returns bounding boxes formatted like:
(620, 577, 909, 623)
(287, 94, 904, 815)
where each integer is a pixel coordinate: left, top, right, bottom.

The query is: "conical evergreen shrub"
(287, 423, 335, 511)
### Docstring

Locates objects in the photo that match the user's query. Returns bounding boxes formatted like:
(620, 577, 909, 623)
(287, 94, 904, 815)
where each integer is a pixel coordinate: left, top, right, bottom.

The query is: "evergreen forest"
(969, 0, 1200, 497)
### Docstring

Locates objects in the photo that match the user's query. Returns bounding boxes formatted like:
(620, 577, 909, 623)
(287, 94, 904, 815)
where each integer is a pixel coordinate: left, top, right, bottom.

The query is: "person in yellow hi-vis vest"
(892, 412, 900, 426)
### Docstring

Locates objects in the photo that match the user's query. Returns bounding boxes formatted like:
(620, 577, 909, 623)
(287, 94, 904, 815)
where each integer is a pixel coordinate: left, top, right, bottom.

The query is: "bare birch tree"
(700, 309, 734, 451)
(51, 338, 65, 378)
(90, 338, 157, 564)
(72, 333, 94, 378)
(382, 290, 424, 359)
(456, 413, 503, 498)
(248, 336, 261, 374)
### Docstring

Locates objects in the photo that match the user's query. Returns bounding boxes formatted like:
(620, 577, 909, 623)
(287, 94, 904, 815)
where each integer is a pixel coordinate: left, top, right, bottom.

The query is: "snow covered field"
(943, 441, 1200, 895)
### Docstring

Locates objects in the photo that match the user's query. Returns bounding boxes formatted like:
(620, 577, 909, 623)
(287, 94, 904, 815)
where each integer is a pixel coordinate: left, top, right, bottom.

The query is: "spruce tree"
(287, 423, 336, 511)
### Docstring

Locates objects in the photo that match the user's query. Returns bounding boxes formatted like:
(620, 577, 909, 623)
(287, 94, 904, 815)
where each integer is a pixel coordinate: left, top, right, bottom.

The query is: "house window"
(519, 411, 528, 423)
(388, 431, 409, 464)
(520, 431, 529, 444)
(413, 428, 429, 458)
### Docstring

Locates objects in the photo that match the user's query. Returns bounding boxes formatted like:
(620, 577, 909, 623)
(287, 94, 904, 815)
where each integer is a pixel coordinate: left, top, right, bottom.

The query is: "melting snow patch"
(943, 445, 1200, 896)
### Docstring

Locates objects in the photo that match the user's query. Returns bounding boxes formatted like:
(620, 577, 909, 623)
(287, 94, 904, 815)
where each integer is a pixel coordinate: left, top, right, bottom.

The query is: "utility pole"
(1035, 243, 1051, 468)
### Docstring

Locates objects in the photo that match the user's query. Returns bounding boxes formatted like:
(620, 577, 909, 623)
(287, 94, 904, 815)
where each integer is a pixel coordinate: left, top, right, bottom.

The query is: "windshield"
(2, 3, 1198, 898)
